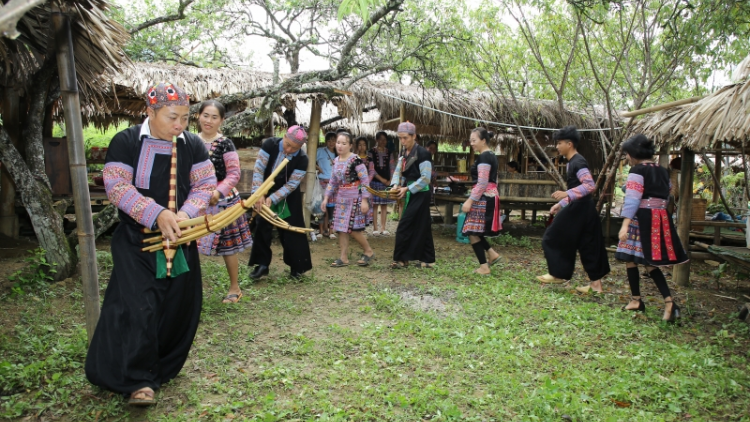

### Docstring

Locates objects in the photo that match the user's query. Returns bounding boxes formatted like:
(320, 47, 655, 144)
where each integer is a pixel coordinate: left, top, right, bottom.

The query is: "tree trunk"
(0, 127, 75, 280)
(67, 203, 119, 250)
(22, 59, 55, 190)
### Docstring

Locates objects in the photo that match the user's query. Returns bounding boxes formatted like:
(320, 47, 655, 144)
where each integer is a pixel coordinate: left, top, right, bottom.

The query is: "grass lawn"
(1, 230, 749, 421)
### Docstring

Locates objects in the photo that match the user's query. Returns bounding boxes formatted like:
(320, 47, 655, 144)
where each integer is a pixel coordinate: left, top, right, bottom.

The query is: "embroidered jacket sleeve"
(390, 156, 404, 186)
(216, 140, 240, 197)
(367, 158, 376, 183)
(356, 161, 372, 199)
(470, 163, 491, 201)
(559, 167, 595, 207)
(180, 158, 217, 218)
(103, 133, 165, 228)
(621, 172, 645, 220)
(252, 147, 271, 194)
(408, 160, 432, 194)
(268, 156, 307, 205)
(325, 159, 340, 200)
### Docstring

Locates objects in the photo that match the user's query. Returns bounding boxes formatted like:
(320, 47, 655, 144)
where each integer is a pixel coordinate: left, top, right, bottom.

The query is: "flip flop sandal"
(128, 389, 156, 406)
(536, 274, 567, 284)
(357, 254, 375, 266)
(331, 259, 349, 267)
(418, 262, 435, 269)
(222, 292, 243, 304)
(390, 261, 407, 269)
(489, 256, 503, 267)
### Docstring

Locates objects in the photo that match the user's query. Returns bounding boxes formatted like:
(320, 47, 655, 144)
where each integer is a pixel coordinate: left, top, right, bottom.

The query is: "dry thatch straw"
(0, 0, 130, 111)
(631, 81, 750, 150)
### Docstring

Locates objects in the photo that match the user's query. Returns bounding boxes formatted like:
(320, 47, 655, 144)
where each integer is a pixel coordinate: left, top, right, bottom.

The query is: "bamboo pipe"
(142, 159, 290, 251)
(257, 205, 313, 233)
(143, 158, 290, 233)
(164, 135, 178, 277)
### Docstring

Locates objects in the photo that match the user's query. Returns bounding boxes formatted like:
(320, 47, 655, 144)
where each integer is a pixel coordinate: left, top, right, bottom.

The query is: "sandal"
(390, 261, 407, 269)
(329, 233, 337, 239)
(381, 230, 391, 236)
(357, 254, 375, 266)
(489, 256, 502, 267)
(331, 259, 348, 267)
(536, 274, 567, 284)
(128, 388, 156, 406)
(418, 262, 435, 269)
(372, 231, 381, 237)
(222, 292, 243, 304)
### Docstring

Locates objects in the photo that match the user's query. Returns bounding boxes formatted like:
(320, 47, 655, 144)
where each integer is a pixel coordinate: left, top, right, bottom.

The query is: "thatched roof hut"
(0, 0, 129, 109)
(632, 57, 750, 150)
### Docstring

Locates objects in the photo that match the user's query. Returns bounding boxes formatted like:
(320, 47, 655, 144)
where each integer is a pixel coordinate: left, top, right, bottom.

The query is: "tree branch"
(129, 0, 196, 34)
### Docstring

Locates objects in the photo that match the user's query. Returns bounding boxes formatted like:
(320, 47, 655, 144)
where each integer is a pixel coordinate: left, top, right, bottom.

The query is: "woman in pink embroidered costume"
(460, 128, 503, 275)
(616, 134, 688, 322)
(321, 132, 375, 267)
(537, 126, 610, 291)
(85, 83, 216, 406)
(195, 100, 252, 304)
(368, 131, 396, 236)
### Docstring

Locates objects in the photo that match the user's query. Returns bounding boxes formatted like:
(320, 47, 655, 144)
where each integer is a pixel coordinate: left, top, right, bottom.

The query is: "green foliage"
(489, 232, 534, 248)
(8, 249, 57, 296)
(337, 0, 383, 21)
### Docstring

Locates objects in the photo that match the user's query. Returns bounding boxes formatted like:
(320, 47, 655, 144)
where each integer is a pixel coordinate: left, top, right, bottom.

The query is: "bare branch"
(129, 0, 196, 34)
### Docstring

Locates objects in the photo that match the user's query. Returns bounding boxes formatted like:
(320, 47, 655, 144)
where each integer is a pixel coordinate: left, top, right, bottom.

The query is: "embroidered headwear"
(397, 121, 416, 134)
(146, 82, 190, 110)
(286, 125, 308, 145)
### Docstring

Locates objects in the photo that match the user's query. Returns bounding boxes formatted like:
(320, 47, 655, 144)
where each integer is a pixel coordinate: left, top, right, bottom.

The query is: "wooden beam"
(303, 99, 322, 229)
(333, 88, 353, 96)
(689, 220, 746, 228)
(673, 147, 695, 287)
(1, 87, 20, 238)
(496, 179, 557, 185)
(620, 96, 704, 117)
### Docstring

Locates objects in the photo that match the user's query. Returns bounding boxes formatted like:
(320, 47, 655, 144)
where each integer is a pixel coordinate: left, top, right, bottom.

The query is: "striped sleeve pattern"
(560, 168, 595, 207)
(180, 159, 217, 218)
(408, 161, 432, 193)
(104, 162, 164, 228)
(356, 162, 372, 199)
(216, 151, 240, 197)
(252, 149, 270, 194)
(621, 173, 645, 219)
(269, 169, 305, 205)
(470, 163, 491, 201)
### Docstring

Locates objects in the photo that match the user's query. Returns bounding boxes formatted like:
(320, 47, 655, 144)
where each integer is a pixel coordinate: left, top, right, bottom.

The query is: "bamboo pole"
(701, 152, 744, 232)
(673, 148, 695, 287)
(713, 150, 722, 204)
(303, 100, 322, 228)
(0, 87, 20, 238)
(620, 96, 704, 117)
(52, 11, 99, 343)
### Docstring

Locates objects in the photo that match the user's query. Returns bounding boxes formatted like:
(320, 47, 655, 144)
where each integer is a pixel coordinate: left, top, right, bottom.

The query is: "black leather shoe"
(249, 265, 269, 280)
(290, 269, 304, 279)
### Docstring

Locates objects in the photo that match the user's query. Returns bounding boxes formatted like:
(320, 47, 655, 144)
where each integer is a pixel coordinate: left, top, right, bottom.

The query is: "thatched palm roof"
(0, 0, 129, 109)
(632, 55, 750, 150)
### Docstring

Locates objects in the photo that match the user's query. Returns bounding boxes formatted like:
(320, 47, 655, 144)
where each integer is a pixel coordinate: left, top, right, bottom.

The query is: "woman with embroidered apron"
(368, 131, 396, 236)
(390, 122, 436, 269)
(616, 134, 688, 322)
(322, 133, 375, 267)
(195, 100, 252, 303)
(461, 128, 503, 275)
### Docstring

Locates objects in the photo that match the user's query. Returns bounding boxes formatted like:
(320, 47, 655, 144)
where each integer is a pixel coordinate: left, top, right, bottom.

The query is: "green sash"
(402, 182, 430, 214)
(271, 200, 291, 219)
(156, 245, 189, 279)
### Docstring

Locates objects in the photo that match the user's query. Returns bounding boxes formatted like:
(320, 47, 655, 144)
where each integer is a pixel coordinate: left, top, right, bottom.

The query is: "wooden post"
(0, 87, 20, 238)
(673, 148, 694, 287)
(713, 150, 722, 204)
(658, 145, 669, 168)
(303, 100, 322, 228)
(53, 11, 100, 343)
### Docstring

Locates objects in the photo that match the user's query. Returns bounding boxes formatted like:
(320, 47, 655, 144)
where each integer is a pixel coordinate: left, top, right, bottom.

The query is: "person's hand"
(209, 190, 221, 206)
(156, 210, 182, 243)
(360, 199, 369, 214)
(320, 198, 328, 209)
(549, 203, 561, 215)
(461, 200, 473, 214)
(551, 190, 568, 201)
(396, 186, 409, 199)
(619, 226, 628, 242)
(264, 197, 273, 208)
(254, 195, 266, 212)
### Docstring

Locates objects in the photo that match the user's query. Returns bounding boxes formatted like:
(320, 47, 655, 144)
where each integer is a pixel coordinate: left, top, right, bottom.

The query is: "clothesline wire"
(377, 92, 623, 133)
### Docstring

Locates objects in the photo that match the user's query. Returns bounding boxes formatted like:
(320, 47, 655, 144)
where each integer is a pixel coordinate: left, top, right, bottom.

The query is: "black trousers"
(249, 217, 312, 273)
(542, 198, 610, 280)
(393, 190, 435, 263)
(85, 223, 202, 394)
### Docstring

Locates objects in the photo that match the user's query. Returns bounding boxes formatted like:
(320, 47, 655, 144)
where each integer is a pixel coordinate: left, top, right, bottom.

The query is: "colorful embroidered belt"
(639, 197, 667, 209)
(640, 197, 676, 261)
(341, 182, 360, 188)
(482, 182, 499, 198)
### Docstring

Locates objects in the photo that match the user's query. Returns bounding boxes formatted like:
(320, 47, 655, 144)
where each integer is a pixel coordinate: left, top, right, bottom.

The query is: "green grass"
(1, 244, 749, 421)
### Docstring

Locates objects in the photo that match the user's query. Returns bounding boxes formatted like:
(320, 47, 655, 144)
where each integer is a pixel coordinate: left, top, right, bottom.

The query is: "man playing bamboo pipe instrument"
(248, 125, 313, 280)
(85, 82, 216, 406)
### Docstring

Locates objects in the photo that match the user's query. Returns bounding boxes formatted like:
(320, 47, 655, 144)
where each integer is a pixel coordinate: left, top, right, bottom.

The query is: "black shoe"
(249, 265, 269, 280)
(664, 300, 681, 323)
(622, 297, 645, 312)
(290, 269, 304, 279)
